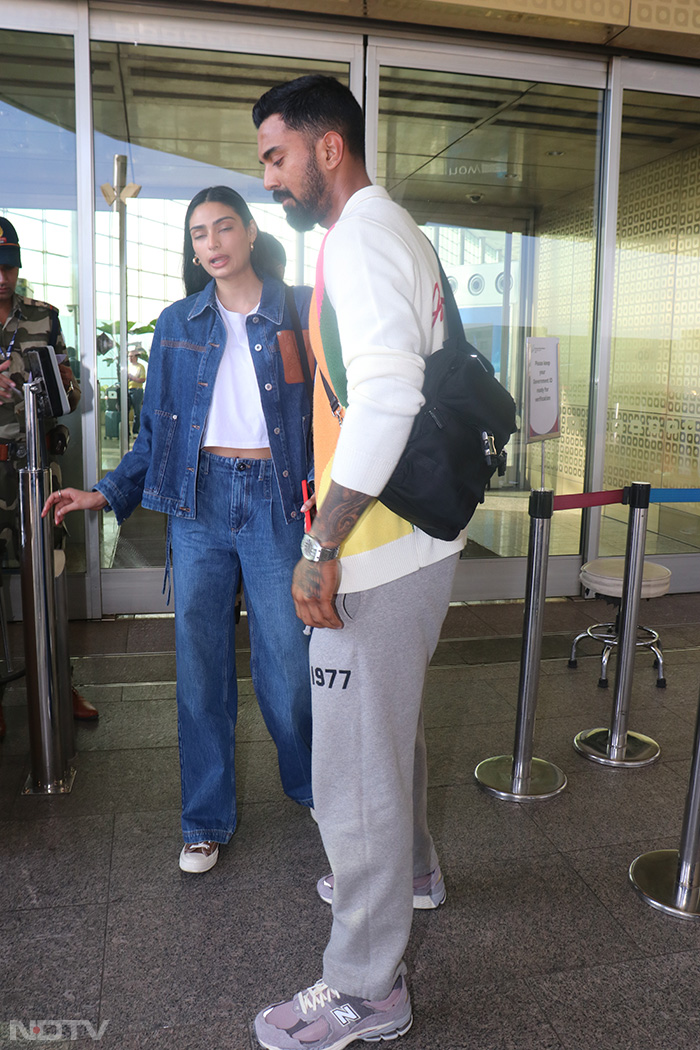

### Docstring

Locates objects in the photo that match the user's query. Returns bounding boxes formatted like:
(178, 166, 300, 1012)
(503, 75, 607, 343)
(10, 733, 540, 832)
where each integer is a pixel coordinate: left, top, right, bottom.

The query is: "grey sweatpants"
(310, 553, 459, 1000)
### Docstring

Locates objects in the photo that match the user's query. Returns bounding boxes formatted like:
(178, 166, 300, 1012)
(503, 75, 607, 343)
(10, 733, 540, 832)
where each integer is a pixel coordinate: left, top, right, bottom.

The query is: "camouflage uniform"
(0, 293, 79, 559)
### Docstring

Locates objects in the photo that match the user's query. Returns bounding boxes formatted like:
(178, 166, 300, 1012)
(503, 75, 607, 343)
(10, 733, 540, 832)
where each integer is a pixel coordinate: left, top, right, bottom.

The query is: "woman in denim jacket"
(44, 186, 313, 873)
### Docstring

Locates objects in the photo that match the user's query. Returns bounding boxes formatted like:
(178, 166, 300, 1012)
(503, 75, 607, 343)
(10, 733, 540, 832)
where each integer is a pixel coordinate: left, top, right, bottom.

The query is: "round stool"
(568, 557, 672, 688)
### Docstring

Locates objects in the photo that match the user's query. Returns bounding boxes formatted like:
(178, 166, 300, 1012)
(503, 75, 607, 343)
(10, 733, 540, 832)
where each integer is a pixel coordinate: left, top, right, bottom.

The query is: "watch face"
(301, 534, 320, 561)
(301, 534, 338, 561)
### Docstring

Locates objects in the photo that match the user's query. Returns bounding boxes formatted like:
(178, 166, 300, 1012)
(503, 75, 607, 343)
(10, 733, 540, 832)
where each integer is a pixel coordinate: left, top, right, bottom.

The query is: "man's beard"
(274, 153, 330, 232)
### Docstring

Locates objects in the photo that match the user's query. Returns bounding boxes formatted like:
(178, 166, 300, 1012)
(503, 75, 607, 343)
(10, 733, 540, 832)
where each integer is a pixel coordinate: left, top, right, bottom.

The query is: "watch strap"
(301, 533, 340, 562)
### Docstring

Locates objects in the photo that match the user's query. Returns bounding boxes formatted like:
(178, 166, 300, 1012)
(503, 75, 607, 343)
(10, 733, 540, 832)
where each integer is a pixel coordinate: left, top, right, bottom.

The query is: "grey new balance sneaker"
(254, 975, 412, 1050)
(316, 865, 446, 910)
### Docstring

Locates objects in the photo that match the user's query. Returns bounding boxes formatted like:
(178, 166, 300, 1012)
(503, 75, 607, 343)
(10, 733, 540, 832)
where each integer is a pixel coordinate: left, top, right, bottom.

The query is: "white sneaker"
(179, 841, 219, 873)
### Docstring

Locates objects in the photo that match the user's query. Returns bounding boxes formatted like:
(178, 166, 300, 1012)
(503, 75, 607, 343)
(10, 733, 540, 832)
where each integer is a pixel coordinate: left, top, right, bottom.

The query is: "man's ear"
(318, 131, 345, 171)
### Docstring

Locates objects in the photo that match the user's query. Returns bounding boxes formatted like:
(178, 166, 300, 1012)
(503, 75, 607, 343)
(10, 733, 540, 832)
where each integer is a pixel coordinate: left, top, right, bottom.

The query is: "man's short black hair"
(252, 75, 365, 163)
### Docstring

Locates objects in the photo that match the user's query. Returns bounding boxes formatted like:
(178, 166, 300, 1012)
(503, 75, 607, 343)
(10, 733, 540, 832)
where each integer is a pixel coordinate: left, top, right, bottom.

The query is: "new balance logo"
(332, 1004, 361, 1026)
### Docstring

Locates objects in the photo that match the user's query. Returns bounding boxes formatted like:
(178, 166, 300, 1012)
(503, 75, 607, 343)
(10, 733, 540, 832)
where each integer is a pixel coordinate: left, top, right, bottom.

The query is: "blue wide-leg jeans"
(170, 451, 313, 844)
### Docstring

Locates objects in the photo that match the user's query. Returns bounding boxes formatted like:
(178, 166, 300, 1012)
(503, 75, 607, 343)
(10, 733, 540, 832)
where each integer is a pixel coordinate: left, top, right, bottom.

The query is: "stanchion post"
(475, 489, 567, 801)
(574, 481, 660, 768)
(629, 684, 700, 918)
(20, 380, 75, 794)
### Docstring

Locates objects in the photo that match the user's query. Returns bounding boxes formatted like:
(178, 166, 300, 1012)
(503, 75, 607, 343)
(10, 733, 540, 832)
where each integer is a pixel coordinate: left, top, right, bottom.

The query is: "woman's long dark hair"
(182, 186, 276, 297)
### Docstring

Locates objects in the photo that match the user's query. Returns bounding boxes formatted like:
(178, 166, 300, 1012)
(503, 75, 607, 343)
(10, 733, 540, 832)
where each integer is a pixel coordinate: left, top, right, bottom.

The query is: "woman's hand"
(42, 487, 108, 525)
(58, 362, 74, 390)
(301, 489, 317, 515)
(0, 358, 17, 402)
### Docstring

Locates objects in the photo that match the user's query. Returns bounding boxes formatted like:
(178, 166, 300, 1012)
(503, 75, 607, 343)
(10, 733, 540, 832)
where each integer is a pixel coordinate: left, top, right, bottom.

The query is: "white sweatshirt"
(311, 184, 466, 593)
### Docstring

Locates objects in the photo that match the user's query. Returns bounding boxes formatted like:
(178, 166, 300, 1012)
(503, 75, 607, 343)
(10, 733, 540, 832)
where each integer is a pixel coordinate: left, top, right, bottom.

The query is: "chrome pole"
(574, 482, 660, 767)
(475, 489, 567, 801)
(113, 154, 129, 461)
(629, 683, 700, 919)
(19, 381, 75, 794)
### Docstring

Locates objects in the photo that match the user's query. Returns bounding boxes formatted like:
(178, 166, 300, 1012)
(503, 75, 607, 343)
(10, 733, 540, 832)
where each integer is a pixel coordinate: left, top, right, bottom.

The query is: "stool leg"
(599, 643, 613, 688)
(568, 631, 588, 669)
(650, 642, 666, 688)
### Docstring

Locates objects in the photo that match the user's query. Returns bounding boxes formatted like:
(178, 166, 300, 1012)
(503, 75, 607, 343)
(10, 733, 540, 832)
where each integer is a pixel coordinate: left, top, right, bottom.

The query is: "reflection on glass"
(603, 90, 700, 556)
(90, 42, 348, 569)
(378, 66, 603, 558)
(0, 29, 85, 571)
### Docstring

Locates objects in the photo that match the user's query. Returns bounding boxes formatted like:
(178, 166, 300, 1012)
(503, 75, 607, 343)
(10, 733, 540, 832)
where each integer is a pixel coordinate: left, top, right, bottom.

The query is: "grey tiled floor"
(1, 594, 700, 1049)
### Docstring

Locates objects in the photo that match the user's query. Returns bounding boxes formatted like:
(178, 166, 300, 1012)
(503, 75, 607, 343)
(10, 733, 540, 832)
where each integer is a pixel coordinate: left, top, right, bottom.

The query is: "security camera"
(467, 193, 483, 204)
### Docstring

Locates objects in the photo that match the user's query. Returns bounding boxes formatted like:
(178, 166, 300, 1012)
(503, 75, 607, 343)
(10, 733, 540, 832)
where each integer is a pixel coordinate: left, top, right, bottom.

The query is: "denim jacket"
(96, 276, 313, 527)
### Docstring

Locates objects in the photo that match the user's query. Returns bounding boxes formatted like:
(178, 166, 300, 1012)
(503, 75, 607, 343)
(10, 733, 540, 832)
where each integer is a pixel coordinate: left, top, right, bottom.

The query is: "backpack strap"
(286, 284, 343, 423)
(433, 253, 467, 354)
(313, 244, 479, 424)
(433, 250, 495, 376)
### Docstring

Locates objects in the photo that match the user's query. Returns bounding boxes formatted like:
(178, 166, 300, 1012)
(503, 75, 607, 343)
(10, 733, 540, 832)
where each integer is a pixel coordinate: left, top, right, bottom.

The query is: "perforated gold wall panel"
(199, 0, 700, 57)
(632, 0, 700, 32)
(608, 144, 700, 496)
(535, 135, 700, 500)
(530, 201, 596, 490)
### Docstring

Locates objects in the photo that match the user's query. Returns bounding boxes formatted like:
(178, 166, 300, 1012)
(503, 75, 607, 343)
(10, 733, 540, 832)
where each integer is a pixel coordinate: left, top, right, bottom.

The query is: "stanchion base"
(22, 766, 76, 795)
(629, 849, 700, 920)
(573, 728, 660, 767)
(474, 755, 567, 801)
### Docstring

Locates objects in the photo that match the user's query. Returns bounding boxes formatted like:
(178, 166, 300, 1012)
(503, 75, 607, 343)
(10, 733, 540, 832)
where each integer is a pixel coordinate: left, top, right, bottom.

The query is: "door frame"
(4, 3, 700, 613)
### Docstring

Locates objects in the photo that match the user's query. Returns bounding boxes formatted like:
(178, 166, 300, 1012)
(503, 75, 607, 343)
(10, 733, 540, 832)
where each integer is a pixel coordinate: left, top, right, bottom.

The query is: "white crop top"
(202, 297, 269, 448)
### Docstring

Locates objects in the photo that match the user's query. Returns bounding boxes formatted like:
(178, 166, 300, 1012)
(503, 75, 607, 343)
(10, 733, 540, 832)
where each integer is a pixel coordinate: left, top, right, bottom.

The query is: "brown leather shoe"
(0, 699, 5, 741)
(72, 686, 99, 721)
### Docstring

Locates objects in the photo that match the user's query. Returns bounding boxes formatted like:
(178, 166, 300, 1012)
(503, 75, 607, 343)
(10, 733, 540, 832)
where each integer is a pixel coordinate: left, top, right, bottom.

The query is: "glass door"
(87, 12, 362, 612)
(368, 43, 607, 598)
(0, 25, 86, 617)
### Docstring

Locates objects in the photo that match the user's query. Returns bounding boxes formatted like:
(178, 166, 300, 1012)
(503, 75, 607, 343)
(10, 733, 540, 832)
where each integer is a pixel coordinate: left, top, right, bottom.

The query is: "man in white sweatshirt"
(252, 75, 466, 1050)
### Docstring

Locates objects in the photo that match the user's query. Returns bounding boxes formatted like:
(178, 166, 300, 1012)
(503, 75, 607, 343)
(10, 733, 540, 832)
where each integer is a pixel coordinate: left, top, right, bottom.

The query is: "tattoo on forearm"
(296, 559, 323, 600)
(314, 482, 374, 547)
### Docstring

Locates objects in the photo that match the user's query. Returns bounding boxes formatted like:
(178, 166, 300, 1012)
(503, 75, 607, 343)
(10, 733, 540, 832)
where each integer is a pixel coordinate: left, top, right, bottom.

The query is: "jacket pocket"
(149, 410, 179, 491)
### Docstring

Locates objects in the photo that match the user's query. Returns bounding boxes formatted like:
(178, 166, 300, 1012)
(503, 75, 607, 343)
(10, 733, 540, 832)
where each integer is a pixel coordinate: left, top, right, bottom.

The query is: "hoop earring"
(193, 256, 200, 266)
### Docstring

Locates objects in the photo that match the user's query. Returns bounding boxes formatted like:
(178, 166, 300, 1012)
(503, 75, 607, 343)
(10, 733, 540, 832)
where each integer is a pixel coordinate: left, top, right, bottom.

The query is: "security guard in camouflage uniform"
(0, 217, 97, 736)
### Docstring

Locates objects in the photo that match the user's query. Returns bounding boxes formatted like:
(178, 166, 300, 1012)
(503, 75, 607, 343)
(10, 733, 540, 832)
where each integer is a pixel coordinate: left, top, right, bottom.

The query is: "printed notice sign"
(526, 337, 560, 443)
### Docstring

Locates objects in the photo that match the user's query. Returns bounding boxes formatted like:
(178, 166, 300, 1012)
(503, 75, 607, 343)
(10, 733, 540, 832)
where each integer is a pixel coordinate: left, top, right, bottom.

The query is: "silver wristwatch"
(301, 533, 340, 562)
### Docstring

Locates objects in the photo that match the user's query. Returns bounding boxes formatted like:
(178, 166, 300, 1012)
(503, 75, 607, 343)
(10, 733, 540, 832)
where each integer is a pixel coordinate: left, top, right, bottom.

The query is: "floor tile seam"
(72, 652, 178, 661)
(526, 945, 700, 991)
(68, 640, 700, 660)
(663, 761, 695, 784)
(73, 681, 179, 689)
(527, 820, 686, 856)
(72, 697, 178, 705)
(98, 815, 116, 1027)
(423, 720, 517, 733)
(552, 847, 659, 954)
(72, 745, 179, 757)
(0, 899, 110, 918)
(511, 976, 568, 1050)
(560, 835, 681, 858)
(527, 755, 682, 782)
(425, 717, 517, 736)
(655, 701, 697, 725)
(516, 935, 652, 987)
(71, 746, 180, 754)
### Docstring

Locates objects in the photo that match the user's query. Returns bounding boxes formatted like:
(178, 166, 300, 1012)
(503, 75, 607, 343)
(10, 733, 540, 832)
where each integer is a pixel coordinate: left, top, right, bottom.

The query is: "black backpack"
(377, 258, 518, 540)
(286, 264, 518, 543)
